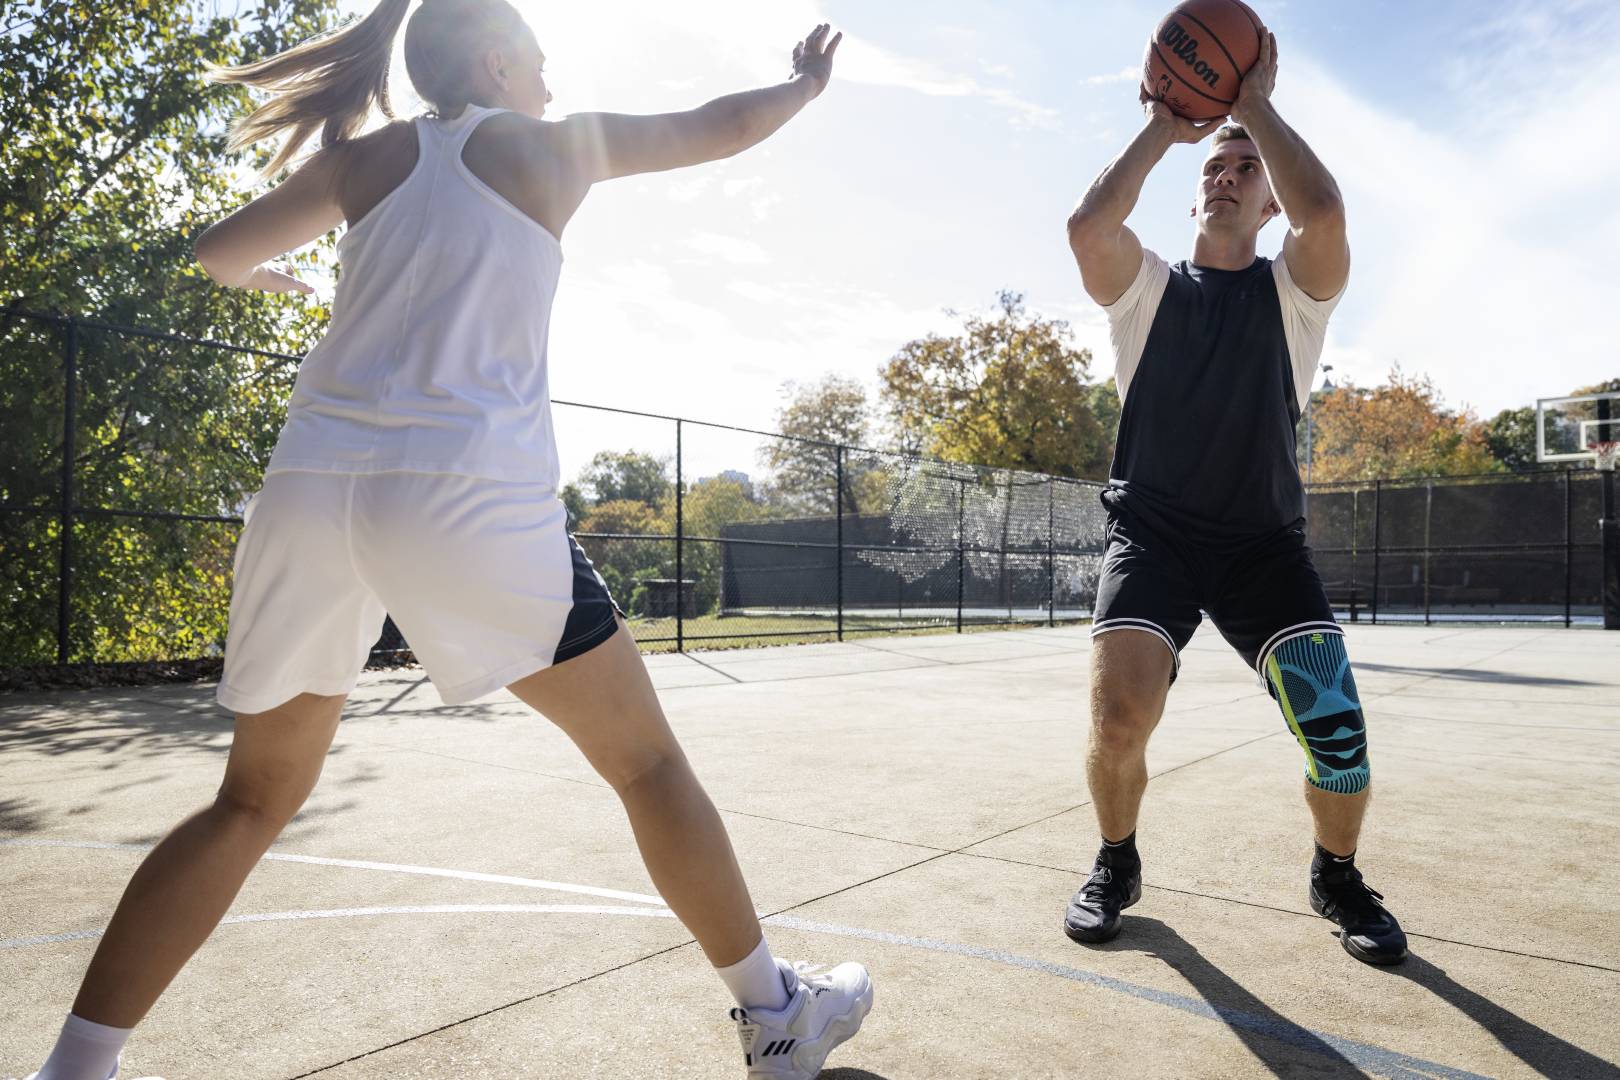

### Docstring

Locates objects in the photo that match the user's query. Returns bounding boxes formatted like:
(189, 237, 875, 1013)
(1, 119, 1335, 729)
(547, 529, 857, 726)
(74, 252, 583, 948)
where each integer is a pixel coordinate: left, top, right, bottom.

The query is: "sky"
(320, 0, 1620, 481)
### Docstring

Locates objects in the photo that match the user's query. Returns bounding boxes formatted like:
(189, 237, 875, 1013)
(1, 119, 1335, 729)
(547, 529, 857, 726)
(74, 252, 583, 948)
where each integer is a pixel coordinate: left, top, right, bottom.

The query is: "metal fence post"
(1370, 479, 1382, 625)
(57, 318, 78, 665)
(1348, 487, 1359, 623)
(1565, 468, 1574, 629)
(1603, 467, 1620, 631)
(835, 444, 844, 642)
(956, 478, 966, 634)
(1049, 479, 1062, 628)
(1422, 481, 1433, 626)
(675, 418, 683, 654)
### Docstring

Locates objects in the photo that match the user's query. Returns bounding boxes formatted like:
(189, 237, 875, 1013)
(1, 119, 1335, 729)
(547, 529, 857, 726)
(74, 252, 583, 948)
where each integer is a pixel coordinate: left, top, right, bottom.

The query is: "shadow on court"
(0, 688, 386, 841)
(1389, 955, 1620, 1079)
(0, 797, 47, 832)
(1115, 918, 1366, 1078)
(0, 686, 233, 761)
(1351, 662, 1601, 688)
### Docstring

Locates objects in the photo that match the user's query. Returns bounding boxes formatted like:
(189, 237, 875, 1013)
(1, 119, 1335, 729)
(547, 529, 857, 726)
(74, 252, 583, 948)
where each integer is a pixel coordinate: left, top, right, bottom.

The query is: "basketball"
(1142, 0, 1263, 121)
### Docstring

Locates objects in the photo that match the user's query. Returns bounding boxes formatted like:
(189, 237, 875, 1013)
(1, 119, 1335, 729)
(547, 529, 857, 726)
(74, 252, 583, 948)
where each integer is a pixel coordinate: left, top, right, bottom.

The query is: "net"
(1592, 441, 1619, 472)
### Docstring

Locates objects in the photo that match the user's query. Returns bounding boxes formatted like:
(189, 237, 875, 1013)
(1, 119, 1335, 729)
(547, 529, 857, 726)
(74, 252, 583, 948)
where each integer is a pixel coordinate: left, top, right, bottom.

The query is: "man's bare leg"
(1306, 782, 1368, 857)
(1086, 631, 1174, 839)
(1066, 630, 1175, 943)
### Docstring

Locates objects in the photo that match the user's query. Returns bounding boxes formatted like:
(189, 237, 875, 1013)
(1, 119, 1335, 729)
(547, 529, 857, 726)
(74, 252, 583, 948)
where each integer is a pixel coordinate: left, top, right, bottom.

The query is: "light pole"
(1305, 363, 1334, 485)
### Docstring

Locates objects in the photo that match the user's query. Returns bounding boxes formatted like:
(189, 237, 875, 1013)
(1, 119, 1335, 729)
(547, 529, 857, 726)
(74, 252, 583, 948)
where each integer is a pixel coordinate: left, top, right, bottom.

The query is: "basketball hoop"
(1592, 441, 1620, 472)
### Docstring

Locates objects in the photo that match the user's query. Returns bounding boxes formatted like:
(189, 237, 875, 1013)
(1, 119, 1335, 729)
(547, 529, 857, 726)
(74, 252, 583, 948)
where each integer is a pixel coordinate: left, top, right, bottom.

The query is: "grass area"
(623, 611, 1087, 653)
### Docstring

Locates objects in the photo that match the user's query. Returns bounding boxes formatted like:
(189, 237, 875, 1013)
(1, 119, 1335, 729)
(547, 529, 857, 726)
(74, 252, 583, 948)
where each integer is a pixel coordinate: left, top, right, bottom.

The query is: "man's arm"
(1231, 31, 1348, 301)
(1067, 100, 1220, 306)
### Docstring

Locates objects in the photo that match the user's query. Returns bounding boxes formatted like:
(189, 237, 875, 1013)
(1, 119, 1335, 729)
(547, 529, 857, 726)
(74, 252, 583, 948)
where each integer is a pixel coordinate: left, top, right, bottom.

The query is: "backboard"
(1536, 391, 1620, 465)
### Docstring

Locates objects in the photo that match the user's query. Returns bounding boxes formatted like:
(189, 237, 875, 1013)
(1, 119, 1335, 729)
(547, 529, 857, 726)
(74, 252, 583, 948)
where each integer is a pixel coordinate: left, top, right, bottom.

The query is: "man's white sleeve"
(1103, 249, 1171, 403)
(1274, 254, 1348, 412)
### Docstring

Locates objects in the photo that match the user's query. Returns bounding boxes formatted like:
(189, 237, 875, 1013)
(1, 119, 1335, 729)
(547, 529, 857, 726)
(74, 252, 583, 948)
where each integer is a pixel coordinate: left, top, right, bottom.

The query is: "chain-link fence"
(1305, 471, 1618, 626)
(2, 312, 1616, 674)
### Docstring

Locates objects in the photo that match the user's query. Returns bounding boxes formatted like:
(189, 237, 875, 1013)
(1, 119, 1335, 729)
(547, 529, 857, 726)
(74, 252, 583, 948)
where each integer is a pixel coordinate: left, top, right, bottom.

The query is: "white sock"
(34, 1013, 130, 1080)
(715, 936, 792, 1012)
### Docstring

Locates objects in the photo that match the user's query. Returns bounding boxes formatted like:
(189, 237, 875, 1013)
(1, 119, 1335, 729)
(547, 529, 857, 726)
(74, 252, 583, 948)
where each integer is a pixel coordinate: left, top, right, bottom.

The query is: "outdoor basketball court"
(3, 622, 1617, 1079)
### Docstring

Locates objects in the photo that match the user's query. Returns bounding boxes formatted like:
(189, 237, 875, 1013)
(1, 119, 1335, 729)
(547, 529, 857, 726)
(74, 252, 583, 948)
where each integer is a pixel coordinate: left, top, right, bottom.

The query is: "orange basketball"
(1142, 0, 1263, 121)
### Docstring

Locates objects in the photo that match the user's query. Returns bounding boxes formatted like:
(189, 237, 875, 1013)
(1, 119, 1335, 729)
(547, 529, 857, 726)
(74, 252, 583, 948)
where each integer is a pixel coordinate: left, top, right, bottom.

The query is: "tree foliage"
(878, 292, 1110, 480)
(1306, 368, 1501, 482)
(759, 374, 878, 515)
(1, 0, 343, 665)
(576, 450, 671, 507)
(1481, 406, 1539, 472)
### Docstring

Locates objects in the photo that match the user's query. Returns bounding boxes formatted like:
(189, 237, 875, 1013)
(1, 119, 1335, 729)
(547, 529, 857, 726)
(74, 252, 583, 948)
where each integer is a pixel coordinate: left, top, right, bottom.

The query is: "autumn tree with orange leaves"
(1305, 369, 1501, 482)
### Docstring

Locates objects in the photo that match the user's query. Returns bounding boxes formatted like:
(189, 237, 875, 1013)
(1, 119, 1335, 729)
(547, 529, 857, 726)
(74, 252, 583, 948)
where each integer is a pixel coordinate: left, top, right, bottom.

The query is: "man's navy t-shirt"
(1100, 249, 1345, 549)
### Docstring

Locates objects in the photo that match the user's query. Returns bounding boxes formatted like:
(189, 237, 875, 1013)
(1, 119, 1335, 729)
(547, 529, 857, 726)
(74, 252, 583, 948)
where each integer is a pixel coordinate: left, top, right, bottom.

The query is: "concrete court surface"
(3, 623, 1618, 1080)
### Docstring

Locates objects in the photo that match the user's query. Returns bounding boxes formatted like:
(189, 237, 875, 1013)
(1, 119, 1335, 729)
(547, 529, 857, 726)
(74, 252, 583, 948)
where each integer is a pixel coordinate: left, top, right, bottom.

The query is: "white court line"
(0, 900, 1483, 1080)
(0, 838, 666, 906)
(1, 905, 676, 950)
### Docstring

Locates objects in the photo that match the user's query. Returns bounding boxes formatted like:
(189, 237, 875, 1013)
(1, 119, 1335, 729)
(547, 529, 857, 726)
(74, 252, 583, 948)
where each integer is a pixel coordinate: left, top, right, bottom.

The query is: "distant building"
(697, 470, 756, 501)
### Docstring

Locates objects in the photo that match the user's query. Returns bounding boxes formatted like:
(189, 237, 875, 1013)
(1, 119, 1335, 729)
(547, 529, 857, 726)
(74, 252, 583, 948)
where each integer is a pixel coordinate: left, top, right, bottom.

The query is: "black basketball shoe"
(1310, 861, 1408, 965)
(1063, 853, 1142, 944)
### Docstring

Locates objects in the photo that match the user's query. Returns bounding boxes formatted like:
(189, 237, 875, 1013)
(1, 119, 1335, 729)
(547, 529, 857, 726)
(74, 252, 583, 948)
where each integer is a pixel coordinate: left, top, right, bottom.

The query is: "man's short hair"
(1212, 123, 1253, 146)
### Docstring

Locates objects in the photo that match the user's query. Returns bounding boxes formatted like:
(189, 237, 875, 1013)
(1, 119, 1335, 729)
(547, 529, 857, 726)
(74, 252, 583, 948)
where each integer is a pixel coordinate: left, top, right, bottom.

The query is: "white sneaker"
(730, 960, 873, 1079)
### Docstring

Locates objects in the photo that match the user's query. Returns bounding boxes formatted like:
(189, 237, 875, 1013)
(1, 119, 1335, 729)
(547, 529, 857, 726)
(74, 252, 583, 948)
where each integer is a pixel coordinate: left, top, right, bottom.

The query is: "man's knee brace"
(1263, 631, 1369, 795)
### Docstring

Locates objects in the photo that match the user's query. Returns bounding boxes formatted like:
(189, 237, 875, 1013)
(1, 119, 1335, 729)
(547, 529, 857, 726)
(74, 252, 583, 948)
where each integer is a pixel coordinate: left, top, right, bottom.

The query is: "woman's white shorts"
(217, 471, 623, 715)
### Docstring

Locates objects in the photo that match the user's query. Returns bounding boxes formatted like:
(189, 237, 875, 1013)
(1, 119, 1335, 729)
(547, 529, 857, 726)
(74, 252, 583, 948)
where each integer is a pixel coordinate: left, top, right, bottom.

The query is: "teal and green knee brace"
(1264, 631, 1369, 795)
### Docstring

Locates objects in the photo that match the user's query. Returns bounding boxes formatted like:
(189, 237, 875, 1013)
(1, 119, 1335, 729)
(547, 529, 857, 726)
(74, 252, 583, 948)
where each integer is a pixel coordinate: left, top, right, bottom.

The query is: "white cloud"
(838, 37, 1060, 130)
(1084, 65, 1138, 86)
(547, 261, 963, 481)
(727, 279, 784, 304)
(1279, 39, 1620, 413)
(665, 175, 713, 204)
(722, 176, 765, 198)
(687, 231, 771, 265)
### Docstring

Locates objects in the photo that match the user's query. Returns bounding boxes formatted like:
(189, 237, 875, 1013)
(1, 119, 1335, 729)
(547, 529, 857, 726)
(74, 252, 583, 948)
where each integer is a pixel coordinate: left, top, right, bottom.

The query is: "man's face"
(1195, 138, 1280, 235)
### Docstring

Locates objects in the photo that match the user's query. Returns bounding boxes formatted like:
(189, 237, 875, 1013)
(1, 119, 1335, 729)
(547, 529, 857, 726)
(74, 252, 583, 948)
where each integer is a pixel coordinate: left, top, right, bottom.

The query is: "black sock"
(1099, 831, 1139, 870)
(1312, 842, 1355, 876)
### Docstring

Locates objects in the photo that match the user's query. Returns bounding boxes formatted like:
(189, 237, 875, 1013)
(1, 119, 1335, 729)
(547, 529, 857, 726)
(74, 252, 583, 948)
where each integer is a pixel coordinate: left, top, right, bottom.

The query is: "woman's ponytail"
(207, 0, 412, 178)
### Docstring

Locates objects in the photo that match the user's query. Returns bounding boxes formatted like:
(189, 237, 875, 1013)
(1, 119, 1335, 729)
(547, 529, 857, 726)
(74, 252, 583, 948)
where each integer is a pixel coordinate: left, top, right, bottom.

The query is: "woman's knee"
(216, 694, 342, 830)
(598, 743, 690, 798)
(213, 765, 319, 832)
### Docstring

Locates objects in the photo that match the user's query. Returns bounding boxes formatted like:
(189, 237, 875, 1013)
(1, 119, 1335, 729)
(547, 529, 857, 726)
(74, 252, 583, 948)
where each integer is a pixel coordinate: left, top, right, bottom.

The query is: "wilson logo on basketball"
(1160, 21, 1222, 89)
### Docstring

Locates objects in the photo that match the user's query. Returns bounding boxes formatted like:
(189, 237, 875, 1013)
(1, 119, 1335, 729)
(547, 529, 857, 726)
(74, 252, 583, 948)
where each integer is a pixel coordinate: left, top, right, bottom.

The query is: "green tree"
(1, 0, 341, 665)
(1483, 406, 1539, 472)
(1087, 378, 1121, 472)
(577, 450, 671, 508)
(559, 481, 590, 526)
(573, 499, 669, 615)
(759, 374, 874, 515)
(878, 292, 1110, 480)
(671, 477, 765, 614)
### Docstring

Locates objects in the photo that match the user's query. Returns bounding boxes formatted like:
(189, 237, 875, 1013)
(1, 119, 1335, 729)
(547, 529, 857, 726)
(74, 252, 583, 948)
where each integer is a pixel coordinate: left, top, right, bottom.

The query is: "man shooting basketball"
(1062, 30, 1406, 964)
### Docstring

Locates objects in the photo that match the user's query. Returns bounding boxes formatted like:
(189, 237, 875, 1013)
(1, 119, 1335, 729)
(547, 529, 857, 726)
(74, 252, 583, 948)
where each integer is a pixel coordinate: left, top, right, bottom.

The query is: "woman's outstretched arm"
(552, 23, 841, 183)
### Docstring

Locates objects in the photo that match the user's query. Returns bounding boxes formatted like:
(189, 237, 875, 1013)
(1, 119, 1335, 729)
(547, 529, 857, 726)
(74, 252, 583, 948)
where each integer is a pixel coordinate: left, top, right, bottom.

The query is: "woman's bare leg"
(507, 624, 762, 966)
(69, 693, 345, 1026)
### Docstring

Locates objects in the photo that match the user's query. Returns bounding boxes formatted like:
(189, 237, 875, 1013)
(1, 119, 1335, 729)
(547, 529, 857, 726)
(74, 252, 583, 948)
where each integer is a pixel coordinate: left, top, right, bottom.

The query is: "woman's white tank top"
(267, 104, 564, 489)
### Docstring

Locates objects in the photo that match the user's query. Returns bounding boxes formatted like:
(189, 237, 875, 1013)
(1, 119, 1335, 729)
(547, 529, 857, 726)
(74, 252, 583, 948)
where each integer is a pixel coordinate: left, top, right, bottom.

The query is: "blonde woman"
(21, 3, 869, 1078)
